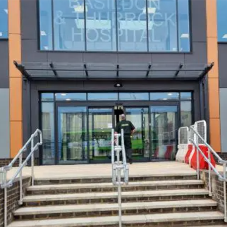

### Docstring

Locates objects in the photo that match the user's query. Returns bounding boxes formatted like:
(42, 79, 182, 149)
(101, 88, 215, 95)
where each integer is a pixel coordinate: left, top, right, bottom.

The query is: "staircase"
(8, 172, 226, 227)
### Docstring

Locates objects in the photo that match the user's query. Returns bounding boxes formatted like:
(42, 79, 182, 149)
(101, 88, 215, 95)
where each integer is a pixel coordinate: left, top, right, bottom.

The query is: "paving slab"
(7, 162, 197, 181)
(27, 179, 204, 191)
(14, 199, 217, 216)
(8, 212, 224, 227)
(22, 189, 209, 202)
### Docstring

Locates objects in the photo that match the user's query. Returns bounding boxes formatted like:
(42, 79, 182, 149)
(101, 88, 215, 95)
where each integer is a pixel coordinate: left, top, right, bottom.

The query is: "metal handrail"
(111, 129, 129, 227)
(189, 126, 227, 222)
(0, 129, 43, 227)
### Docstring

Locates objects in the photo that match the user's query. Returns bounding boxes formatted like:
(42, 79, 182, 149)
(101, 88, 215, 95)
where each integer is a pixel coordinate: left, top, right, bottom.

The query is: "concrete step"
(27, 180, 204, 195)
(8, 211, 225, 227)
(14, 199, 217, 220)
(34, 173, 197, 185)
(23, 189, 209, 206)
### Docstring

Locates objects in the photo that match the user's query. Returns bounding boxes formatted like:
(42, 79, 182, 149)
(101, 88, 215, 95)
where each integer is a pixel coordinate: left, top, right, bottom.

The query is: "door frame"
(55, 102, 89, 165)
(149, 101, 180, 161)
(50, 100, 181, 164)
(88, 106, 115, 163)
(123, 106, 150, 162)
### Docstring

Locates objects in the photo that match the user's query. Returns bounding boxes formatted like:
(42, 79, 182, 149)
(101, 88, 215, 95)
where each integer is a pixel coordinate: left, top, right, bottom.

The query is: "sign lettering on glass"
(54, 0, 176, 48)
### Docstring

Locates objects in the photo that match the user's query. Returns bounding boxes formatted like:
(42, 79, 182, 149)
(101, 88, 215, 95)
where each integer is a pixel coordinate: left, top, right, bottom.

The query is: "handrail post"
(208, 148, 212, 196)
(19, 154, 23, 205)
(31, 138, 35, 186)
(223, 163, 227, 222)
(4, 169, 7, 227)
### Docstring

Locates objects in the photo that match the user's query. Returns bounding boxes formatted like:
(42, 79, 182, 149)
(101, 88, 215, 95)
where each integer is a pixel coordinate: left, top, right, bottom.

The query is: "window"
(148, 0, 177, 52)
(39, 0, 53, 50)
(39, 0, 190, 52)
(41, 102, 55, 165)
(88, 93, 118, 100)
(217, 0, 227, 42)
(117, 0, 147, 51)
(0, 0, 8, 39)
(86, 0, 116, 51)
(150, 92, 179, 100)
(55, 93, 86, 101)
(178, 0, 190, 51)
(180, 101, 192, 127)
(119, 92, 149, 100)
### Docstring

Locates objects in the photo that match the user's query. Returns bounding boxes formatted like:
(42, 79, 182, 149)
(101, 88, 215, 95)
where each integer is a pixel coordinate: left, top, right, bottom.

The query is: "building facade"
(0, 0, 224, 165)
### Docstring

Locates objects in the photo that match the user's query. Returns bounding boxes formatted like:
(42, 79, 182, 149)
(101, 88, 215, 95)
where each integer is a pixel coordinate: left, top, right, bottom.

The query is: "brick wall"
(200, 171, 227, 213)
(0, 158, 39, 167)
(0, 177, 31, 227)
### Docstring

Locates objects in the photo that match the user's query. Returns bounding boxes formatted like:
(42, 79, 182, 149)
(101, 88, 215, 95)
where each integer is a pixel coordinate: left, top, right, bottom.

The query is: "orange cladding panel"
(208, 78, 220, 119)
(8, 0, 22, 158)
(8, 0, 21, 34)
(210, 119, 221, 152)
(10, 122, 23, 158)
(206, 0, 218, 38)
(206, 0, 221, 151)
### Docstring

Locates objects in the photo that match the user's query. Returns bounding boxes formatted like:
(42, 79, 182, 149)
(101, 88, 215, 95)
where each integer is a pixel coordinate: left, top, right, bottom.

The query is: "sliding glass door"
(57, 106, 87, 164)
(150, 105, 178, 160)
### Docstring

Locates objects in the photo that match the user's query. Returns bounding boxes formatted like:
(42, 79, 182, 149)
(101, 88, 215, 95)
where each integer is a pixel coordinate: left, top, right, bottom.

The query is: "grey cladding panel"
(0, 41, 9, 88)
(48, 52, 84, 63)
(0, 89, 10, 158)
(190, 0, 207, 42)
(218, 44, 227, 88)
(220, 88, 227, 152)
(185, 42, 207, 64)
(21, 0, 37, 40)
(22, 40, 48, 62)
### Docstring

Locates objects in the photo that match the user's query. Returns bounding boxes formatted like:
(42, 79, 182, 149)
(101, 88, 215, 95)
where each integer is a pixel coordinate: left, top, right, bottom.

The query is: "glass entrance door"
(89, 108, 114, 162)
(124, 107, 150, 161)
(57, 106, 87, 164)
(150, 105, 178, 161)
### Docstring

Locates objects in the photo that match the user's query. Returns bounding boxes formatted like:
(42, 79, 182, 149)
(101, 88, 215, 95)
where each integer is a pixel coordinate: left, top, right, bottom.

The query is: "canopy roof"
(14, 61, 214, 81)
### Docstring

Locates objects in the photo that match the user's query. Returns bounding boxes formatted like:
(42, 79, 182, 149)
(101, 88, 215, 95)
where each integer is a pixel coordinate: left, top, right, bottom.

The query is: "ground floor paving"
(6, 161, 225, 181)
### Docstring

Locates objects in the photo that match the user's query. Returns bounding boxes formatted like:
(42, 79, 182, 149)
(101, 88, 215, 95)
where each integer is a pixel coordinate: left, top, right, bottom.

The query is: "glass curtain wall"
(0, 0, 8, 39)
(40, 92, 193, 164)
(38, 0, 190, 52)
(217, 0, 227, 42)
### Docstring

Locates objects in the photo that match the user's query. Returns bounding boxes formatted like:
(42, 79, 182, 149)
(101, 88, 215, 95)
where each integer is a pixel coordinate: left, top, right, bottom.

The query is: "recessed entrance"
(41, 92, 192, 165)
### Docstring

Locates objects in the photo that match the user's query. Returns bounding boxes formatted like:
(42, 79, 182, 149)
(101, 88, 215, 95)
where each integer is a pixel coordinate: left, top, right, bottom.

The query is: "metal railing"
(189, 126, 227, 222)
(111, 129, 129, 227)
(0, 129, 43, 227)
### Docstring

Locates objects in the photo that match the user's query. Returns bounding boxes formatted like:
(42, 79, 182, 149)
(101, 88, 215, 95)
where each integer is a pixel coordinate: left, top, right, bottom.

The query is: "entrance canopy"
(14, 61, 214, 81)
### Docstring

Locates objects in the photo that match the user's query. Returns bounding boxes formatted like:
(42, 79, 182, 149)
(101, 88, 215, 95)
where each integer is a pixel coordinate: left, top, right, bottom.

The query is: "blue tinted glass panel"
(41, 93, 54, 101)
(88, 93, 118, 100)
(148, 0, 177, 52)
(39, 0, 53, 50)
(180, 101, 192, 127)
(119, 93, 149, 100)
(217, 0, 227, 42)
(42, 102, 55, 164)
(178, 0, 190, 52)
(150, 106, 177, 113)
(150, 92, 179, 100)
(180, 92, 192, 100)
(53, 0, 85, 50)
(55, 93, 86, 100)
(86, 0, 116, 51)
(0, 0, 8, 38)
(117, 0, 147, 51)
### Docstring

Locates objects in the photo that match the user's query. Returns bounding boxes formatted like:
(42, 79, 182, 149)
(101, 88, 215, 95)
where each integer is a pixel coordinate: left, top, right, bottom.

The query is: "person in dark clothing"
(115, 114, 135, 164)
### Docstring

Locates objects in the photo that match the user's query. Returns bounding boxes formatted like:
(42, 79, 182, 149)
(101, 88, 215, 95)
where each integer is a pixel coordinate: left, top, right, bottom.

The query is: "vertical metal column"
(223, 163, 227, 222)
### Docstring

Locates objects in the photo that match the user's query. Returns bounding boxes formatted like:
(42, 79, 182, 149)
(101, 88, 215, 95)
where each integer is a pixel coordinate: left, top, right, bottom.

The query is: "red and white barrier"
(190, 145, 216, 170)
(177, 120, 216, 170)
